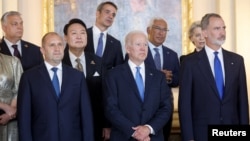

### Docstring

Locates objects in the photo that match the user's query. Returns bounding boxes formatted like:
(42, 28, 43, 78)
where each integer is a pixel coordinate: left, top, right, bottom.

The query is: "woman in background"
(180, 21, 205, 64)
(0, 52, 23, 141)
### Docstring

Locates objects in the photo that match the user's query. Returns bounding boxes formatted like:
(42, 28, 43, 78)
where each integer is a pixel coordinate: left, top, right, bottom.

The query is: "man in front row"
(103, 30, 172, 141)
(17, 32, 94, 141)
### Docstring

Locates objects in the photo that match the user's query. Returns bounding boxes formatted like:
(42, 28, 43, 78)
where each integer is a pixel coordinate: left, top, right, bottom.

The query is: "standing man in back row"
(0, 11, 43, 71)
(145, 17, 180, 141)
(85, 1, 124, 70)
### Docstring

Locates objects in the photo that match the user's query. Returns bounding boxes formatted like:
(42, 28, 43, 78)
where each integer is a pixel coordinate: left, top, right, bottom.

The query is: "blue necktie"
(96, 33, 104, 57)
(135, 67, 144, 101)
(214, 52, 224, 99)
(51, 67, 60, 97)
(153, 48, 161, 70)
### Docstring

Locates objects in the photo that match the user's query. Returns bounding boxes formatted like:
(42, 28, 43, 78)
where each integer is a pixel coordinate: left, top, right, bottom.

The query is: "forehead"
(68, 23, 86, 30)
(102, 4, 117, 12)
(45, 34, 62, 43)
(153, 19, 167, 27)
(209, 17, 225, 26)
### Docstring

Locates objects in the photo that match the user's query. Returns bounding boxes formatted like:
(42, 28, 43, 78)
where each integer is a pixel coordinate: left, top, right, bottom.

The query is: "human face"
(96, 4, 117, 30)
(2, 15, 23, 42)
(126, 33, 148, 65)
(203, 17, 226, 50)
(190, 27, 205, 51)
(41, 33, 65, 66)
(64, 23, 87, 50)
(147, 19, 168, 46)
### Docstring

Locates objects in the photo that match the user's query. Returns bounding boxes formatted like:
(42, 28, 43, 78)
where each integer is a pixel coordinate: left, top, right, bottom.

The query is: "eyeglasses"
(152, 26, 169, 32)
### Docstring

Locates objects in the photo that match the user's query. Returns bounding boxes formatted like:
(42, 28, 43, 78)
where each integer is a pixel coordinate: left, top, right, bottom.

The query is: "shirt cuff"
(145, 124, 155, 135)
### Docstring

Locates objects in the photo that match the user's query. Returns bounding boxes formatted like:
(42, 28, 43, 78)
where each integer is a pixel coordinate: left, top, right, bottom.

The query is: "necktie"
(153, 48, 161, 70)
(51, 67, 60, 97)
(135, 67, 144, 101)
(96, 33, 104, 57)
(214, 52, 224, 99)
(12, 45, 21, 59)
(75, 58, 83, 72)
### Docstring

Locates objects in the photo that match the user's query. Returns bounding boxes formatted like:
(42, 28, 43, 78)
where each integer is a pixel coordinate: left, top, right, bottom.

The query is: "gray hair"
(125, 30, 146, 47)
(147, 17, 167, 29)
(1, 11, 21, 25)
(201, 13, 222, 30)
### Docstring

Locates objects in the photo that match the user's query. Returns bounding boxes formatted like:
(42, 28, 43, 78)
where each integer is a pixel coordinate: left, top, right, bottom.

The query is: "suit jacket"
(178, 48, 249, 141)
(17, 63, 94, 141)
(0, 37, 43, 71)
(85, 27, 124, 70)
(62, 50, 108, 140)
(179, 49, 198, 65)
(103, 62, 172, 141)
(145, 46, 180, 87)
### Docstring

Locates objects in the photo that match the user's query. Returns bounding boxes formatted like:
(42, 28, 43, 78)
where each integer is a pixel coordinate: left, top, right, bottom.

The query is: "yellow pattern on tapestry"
(42, 0, 54, 35)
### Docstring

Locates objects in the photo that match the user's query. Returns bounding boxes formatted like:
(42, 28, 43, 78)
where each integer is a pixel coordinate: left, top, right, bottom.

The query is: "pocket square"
(93, 71, 100, 76)
(90, 60, 96, 65)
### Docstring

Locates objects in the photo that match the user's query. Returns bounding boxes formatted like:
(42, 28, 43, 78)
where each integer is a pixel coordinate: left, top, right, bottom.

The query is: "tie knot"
(154, 48, 159, 52)
(75, 58, 81, 63)
(100, 32, 104, 37)
(51, 67, 58, 73)
(214, 51, 219, 56)
(136, 66, 141, 72)
(12, 44, 18, 49)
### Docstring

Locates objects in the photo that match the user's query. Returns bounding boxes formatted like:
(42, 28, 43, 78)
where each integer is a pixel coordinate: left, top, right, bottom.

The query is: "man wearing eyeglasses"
(145, 17, 180, 141)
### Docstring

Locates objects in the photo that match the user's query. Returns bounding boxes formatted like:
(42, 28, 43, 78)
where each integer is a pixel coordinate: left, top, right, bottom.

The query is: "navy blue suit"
(103, 62, 172, 141)
(0, 37, 43, 71)
(145, 45, 179, 141)
(17, 63, 94, 141)
(85, 27, 124, 70)
(178, 48, 249, 141)
(62, 50, 107, 141)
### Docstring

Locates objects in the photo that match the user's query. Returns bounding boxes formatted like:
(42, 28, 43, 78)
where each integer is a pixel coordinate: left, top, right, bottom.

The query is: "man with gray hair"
(0, 11, 43, 71)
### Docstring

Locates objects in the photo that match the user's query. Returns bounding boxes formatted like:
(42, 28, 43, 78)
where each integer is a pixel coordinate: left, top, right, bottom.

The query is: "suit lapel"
(85, 53, 96, 77)
(122, 63, 143, 102)
(144, 66, 154, 102)
(197, 49, 220, 99)
(39, 64, 59, 101)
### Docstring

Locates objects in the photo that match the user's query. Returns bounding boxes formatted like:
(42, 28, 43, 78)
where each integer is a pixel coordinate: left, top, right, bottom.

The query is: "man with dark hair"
(85, 1, 124, 70)
(62, 18, 107, 141)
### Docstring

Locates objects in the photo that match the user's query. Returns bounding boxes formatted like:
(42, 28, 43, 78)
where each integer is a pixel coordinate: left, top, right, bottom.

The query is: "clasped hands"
(0, 105, 16, 125)
(132, 125, 151, 141)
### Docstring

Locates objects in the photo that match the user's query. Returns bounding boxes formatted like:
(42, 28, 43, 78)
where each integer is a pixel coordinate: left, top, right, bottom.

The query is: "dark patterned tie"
(96, 33, 104, 57)
(12, 45, 21, 59)
(214, 52, 224, 99)
(75, 58, 83, 72)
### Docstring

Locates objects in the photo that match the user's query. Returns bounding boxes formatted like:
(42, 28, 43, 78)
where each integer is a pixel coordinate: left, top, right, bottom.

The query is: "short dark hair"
(201, 13, 222, 30)
(63, 18, 87, 35)
(97, 1, 118, 12)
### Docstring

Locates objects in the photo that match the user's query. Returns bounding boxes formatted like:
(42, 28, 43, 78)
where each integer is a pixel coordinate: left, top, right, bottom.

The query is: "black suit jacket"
(0, 37, 43, 71)
(85, 27, 124, 70)
(179, 49, 198, 65)
(62, 50, 108, 140)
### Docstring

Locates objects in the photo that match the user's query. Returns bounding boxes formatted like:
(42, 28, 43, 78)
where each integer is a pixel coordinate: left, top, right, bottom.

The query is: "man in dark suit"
(103, 30, 172, 141)
(178, 13, 249, 141)
(0, 11, 43, 71)
(145, 17, 180, 141)
(17, 32, 94, 141)
(85, 1, 124, 70)
(62, 18, 108, 141)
